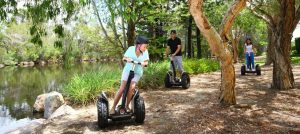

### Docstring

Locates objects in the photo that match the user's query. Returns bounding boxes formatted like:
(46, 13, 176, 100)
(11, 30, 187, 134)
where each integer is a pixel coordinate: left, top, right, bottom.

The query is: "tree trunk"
(196, 27, 202, 59)
(228, 30, 239, 63)
(219, 52, 236, 104)
(187, 15, 192, 58)
(232, 38, 239, 63)
(127, 20, 135, 46)
(189, 0, 246, 105)
(121, 10, 127, 49)
(272, 31, 294, 89)
(265, 26, 275, 65)
(271, 0, 296, 90)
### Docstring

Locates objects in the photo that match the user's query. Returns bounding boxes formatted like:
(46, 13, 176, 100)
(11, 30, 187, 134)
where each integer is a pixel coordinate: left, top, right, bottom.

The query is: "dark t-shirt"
(167, 37, 182, 56)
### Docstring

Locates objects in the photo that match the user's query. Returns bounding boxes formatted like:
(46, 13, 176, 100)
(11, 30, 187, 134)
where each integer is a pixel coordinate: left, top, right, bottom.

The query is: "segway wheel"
(256, 64, 261, 76)
(164, 73, 172, 88)
(181, 72, 190, 89)
(97, 100, 108, 128)
(134, 97, 145, 123)
(241, 65, 246, 75)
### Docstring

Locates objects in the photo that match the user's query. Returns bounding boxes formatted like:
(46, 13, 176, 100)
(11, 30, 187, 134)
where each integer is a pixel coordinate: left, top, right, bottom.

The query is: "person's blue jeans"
(245, 52, 254, 69)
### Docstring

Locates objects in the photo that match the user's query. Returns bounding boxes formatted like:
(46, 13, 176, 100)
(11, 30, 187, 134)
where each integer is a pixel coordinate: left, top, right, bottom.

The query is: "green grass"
(63, 66, 121, 105)
(138, 60, 169, 89)
(63, 58, 220, 104)
(291, 57, 300, 65)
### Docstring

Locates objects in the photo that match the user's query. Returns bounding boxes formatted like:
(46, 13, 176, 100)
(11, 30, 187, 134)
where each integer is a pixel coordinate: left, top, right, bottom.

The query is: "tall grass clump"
(138, 60, 169, 89)
(183, 58, 220, 74)
(63, 66, 121, 104)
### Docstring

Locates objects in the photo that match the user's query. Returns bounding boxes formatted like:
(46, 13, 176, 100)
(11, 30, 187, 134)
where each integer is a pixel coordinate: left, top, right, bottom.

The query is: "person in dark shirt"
(165, 30, 184, 74)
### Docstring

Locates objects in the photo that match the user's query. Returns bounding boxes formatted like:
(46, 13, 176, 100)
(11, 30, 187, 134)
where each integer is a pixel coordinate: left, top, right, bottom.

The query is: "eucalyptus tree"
(249, 0, 300, 90)
(189, 0, 247, 105)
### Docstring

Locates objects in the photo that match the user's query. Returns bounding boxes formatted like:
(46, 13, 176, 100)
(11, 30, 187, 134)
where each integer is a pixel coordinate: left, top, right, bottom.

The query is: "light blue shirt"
(123, 46, 149, 76)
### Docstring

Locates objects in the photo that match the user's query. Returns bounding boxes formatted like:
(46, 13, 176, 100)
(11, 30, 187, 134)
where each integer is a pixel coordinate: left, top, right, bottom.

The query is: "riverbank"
(0, 58, 118, 68)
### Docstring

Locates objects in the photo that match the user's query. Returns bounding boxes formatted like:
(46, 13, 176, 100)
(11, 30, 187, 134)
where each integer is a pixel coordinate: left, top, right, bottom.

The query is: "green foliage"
(63, 65, 121, 104)
(204, 0, 229, 29)
(234, 9, 267, 57)
(2, 51, 17, 66)
(184, 58, 220, 74)
(0, 0, 18, 21)
(291, 56, 300, 65)
(0, 19, 115, 64)
(295, 38, 300, 55)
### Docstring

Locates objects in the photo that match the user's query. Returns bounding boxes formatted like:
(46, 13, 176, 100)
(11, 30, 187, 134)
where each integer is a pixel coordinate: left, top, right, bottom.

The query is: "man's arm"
(173, 45, 181, 56)
(165, 46, 170, 57)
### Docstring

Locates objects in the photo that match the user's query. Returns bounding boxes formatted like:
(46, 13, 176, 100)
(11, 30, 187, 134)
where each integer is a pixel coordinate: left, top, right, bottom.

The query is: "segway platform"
(241, 64, 261, 75)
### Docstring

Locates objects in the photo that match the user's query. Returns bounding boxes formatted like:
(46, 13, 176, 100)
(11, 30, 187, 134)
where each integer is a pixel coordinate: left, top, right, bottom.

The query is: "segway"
(241, 53, 261, 75)
(97, 60, 146, 128)
(164, 55, 190, 89)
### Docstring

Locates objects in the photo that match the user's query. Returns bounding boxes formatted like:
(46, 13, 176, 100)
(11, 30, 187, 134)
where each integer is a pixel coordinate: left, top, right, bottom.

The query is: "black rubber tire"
(181, 73, 190, 89)
(97, 100, 108, 128)
(164, 73, 172, 88)
(241, 65, 246, 75)
(134, 97, 145, 123)
(256, 64, 261, 76)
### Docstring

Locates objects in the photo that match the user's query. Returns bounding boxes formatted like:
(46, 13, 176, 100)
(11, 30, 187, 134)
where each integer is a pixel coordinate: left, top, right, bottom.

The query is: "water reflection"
(0, 63, 117, 129)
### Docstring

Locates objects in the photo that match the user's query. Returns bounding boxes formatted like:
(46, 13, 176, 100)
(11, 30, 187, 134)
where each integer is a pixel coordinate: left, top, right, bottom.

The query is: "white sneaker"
(246, 68, 249, 71)
(252, 68, 255, 71)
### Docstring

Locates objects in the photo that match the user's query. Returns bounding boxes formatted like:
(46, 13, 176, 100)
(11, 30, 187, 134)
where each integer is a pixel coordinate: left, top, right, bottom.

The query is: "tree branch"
(105, 0, 125, 50)
(219, 0, 246, 42)
(293, 6, 300, 30)
(249, 5, 276, 28)
(92, 0, 112, 43)
(92, 0, 125, 51)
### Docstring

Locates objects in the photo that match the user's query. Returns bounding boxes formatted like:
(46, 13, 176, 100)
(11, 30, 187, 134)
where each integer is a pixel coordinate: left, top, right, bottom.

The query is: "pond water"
(0, 63, 118, 133)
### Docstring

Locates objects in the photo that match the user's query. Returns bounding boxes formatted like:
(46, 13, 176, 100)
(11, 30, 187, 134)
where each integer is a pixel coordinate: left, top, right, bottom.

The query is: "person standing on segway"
(244, 38, 255, 71)
(109, 36, 149, 115)
(165, 30, 184, 77)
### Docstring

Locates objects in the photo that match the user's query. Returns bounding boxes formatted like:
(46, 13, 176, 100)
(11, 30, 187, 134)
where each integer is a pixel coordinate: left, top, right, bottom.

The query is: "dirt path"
(20, 64, 300, 134)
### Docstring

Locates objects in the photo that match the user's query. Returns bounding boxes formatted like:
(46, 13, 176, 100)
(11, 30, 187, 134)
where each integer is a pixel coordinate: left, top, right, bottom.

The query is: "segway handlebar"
(123, 59, 147, 67)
